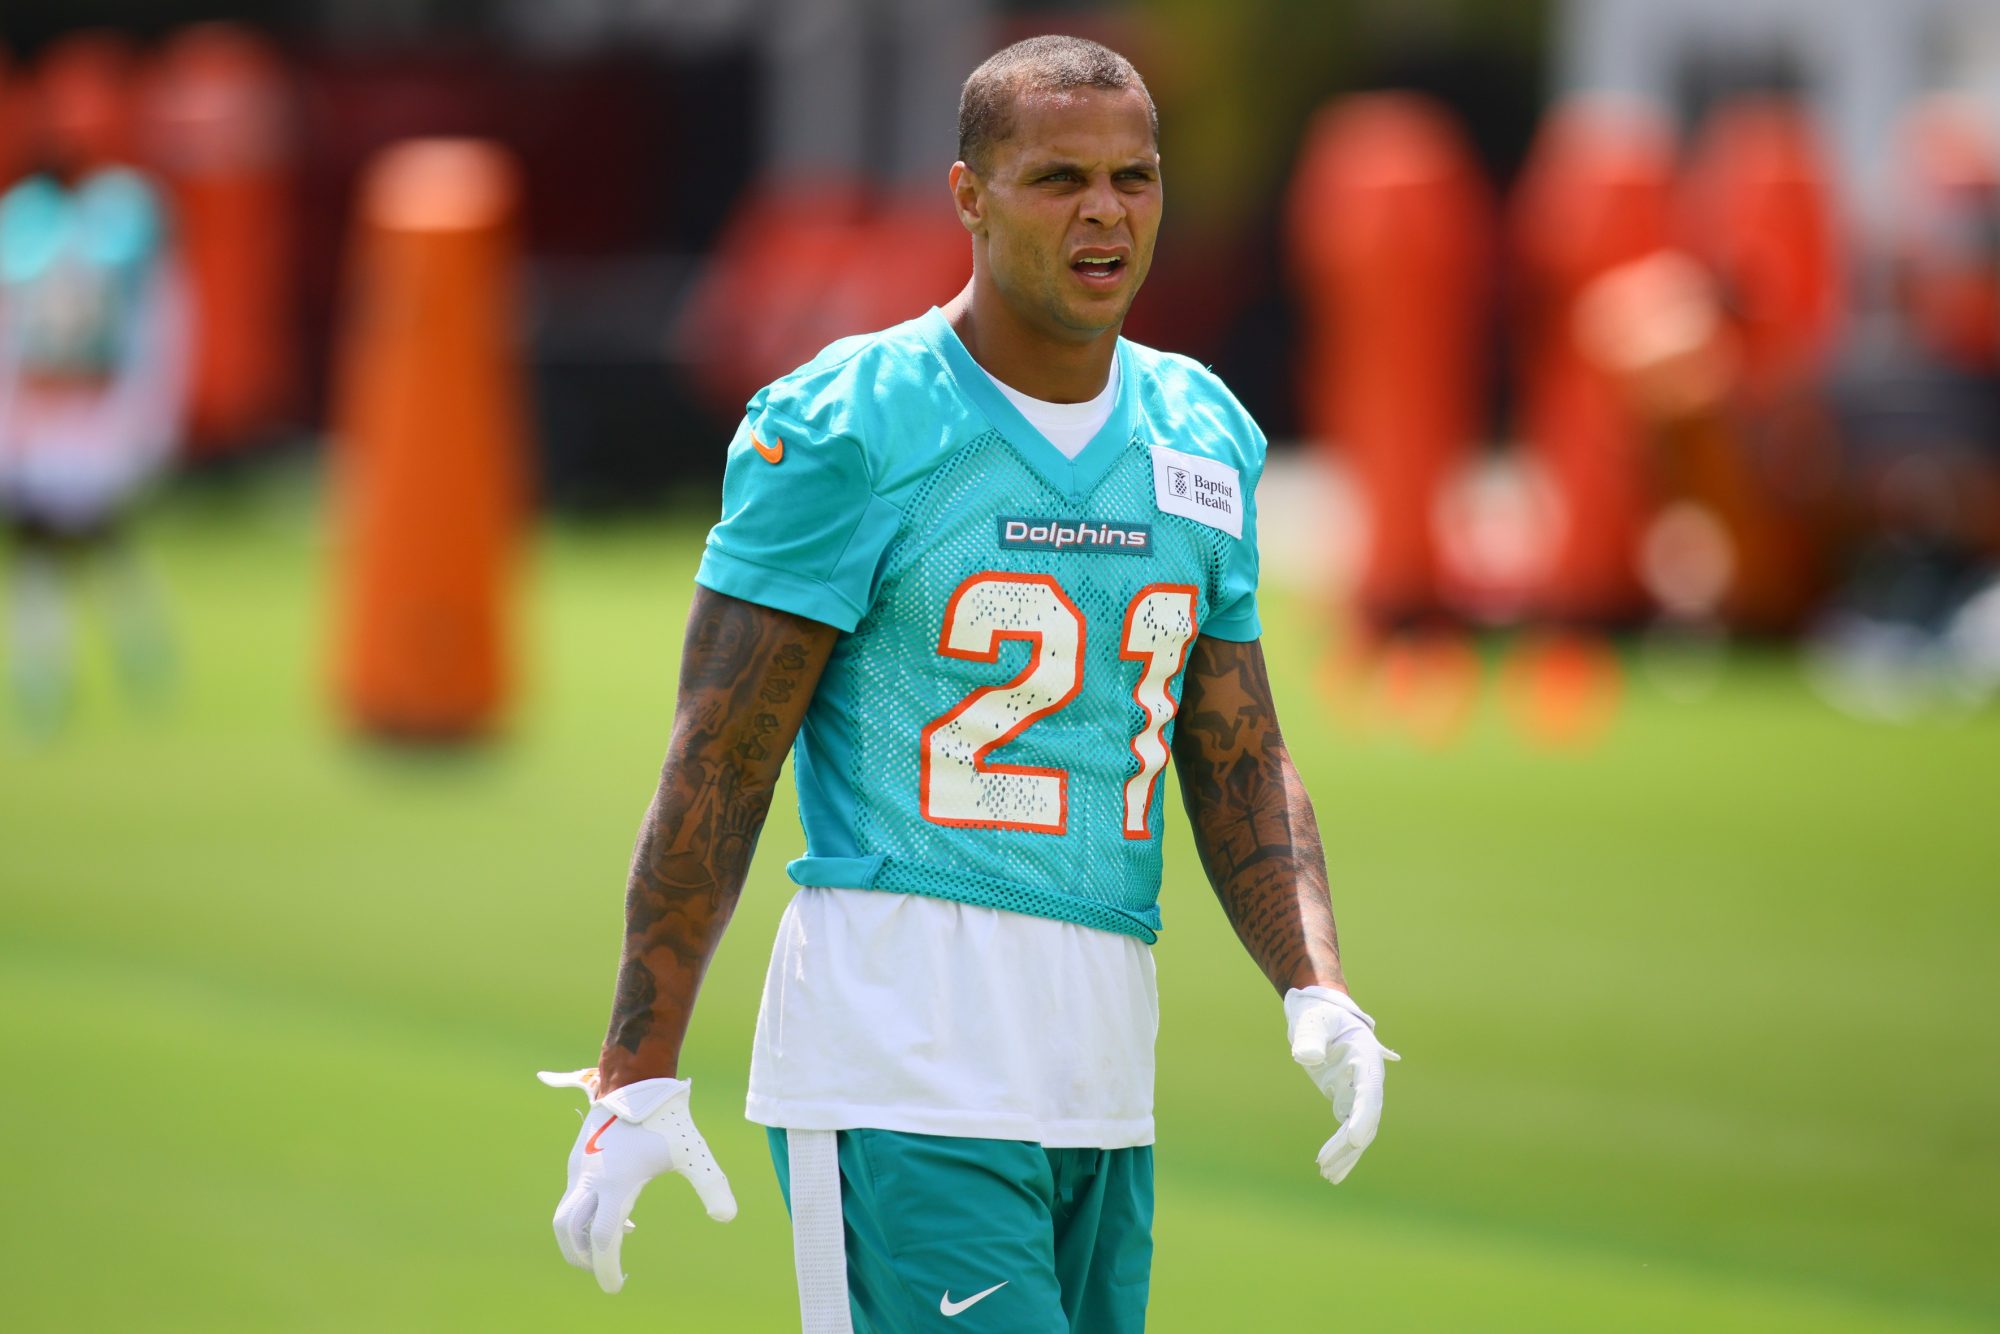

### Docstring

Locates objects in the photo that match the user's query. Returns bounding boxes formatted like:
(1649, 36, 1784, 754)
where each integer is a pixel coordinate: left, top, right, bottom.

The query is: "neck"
(942, 280, 1120, 404)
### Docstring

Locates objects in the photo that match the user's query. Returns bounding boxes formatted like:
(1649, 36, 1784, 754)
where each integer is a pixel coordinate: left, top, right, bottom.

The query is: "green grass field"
(3, 480, 1996, 1331)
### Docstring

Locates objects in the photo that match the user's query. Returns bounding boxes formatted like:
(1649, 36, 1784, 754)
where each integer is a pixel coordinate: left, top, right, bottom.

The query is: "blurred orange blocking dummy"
(332, 139, 528, 740)
(1287, 93, 1489, 632)
(145, 24, 299, 457)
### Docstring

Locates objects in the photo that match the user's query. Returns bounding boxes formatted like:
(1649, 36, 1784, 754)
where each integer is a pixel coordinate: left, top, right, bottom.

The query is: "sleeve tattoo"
(1171, 635, 1346, 995)
(599, 587, 838, 1084)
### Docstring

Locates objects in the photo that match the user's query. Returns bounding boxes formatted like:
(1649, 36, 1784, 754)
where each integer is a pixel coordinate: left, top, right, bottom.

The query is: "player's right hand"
(538, 1068, 738, 1294)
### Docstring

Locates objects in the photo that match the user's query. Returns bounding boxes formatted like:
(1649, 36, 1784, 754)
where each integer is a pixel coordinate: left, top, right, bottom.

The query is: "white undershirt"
(747, 890, 1158, 1147)
(981, 357, 1119, 460)
(744, 355, 1158, 1150)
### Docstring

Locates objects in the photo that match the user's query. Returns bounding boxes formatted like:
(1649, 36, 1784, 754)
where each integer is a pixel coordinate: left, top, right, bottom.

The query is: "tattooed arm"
(595, 586, 840, 1094)
(1171, 635, 1346, 996)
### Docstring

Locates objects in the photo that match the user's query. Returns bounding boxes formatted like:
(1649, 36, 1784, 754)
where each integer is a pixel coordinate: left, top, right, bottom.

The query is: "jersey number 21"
(919, 572, 1198, 839)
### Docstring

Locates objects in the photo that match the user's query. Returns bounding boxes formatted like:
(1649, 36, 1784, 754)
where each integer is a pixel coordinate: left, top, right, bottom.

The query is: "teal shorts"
(766, 1127, 1153, 1333)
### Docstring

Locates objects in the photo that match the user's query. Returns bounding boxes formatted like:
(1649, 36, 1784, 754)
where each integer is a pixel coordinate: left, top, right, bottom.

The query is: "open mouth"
(1071, 254, 1127, 286)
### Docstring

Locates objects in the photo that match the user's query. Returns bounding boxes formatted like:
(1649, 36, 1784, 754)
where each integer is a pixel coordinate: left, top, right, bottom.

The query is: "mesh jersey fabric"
(695, 307, 1264, 942)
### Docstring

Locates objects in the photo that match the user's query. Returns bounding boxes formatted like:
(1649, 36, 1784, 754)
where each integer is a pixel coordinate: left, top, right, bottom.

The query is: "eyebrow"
(1022, 157, 1159, 176)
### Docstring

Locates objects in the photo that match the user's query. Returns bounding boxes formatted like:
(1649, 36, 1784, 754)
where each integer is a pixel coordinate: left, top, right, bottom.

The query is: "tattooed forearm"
(597, 587, 839, 1088)
(1172, 636, 1345, 995)
(606, 957, 659, 1054)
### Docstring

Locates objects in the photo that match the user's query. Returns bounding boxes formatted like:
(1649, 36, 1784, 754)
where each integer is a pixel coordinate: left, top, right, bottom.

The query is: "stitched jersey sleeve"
(694, 403, 901, 631)
(1197, 416, 1265, 643)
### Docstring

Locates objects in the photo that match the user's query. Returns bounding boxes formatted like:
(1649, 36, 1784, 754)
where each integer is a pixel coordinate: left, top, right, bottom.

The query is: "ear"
(949, 161, 984, 234)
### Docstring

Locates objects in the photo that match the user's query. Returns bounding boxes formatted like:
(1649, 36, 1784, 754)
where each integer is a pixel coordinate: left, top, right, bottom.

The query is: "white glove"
(1284, 987, 1401, 1185)
(538, 1067, 738, 1294)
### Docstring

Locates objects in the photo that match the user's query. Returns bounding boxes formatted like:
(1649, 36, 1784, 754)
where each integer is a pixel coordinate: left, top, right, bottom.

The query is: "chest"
(880, 432, 1233, 624)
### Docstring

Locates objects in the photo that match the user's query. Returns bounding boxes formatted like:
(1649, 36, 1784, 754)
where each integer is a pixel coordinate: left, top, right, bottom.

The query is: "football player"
(542, 35, 1396, 1332)
(0, 78, 186, 739)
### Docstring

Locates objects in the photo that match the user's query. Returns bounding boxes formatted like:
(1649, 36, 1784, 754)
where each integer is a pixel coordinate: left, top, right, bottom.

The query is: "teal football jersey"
(0, 170, 166, 376)
(695, 308, 1263, 942)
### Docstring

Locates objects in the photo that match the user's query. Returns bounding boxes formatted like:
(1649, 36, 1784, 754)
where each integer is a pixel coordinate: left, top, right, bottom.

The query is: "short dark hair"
(956, 35, 1158, 174)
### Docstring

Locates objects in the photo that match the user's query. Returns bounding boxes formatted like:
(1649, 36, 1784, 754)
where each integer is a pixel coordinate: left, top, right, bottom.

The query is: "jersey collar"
(917, 306, 1135, 503)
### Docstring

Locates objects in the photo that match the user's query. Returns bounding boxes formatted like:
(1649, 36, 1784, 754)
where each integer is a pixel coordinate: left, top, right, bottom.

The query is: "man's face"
(955, 84, 1162, 343)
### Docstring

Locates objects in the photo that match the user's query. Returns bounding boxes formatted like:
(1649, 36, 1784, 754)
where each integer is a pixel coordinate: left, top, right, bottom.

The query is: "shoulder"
(1121, 339, 1269, 478)
(747, 315, 941, 460)
(75, 169, 167, 261)
(0, 174, 50, 215)
(0, 176, 60, 239)
(0, 178, 64, 281)
(77, 167, 161, 208)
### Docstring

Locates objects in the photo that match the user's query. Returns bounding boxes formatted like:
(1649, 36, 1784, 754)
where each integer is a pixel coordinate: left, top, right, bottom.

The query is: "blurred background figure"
(1808, 97, 2000, 717)
(0, 31, 187, 740)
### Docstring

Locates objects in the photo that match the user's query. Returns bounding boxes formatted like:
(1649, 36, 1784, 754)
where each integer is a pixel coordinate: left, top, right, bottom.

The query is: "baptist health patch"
(1151, 443, 1243, 538)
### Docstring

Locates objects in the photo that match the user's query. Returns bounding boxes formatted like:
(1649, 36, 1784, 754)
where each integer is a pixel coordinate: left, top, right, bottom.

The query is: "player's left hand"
(538, 1068, 738, 1294)
(1284, 987, 1400, 1185)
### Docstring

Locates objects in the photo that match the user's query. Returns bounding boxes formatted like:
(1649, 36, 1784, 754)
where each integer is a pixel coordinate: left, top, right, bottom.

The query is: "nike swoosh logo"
(750, 432, 784, 464)
(940, 1282, 1007, 1316)
(583, 1114, 616, 1155)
